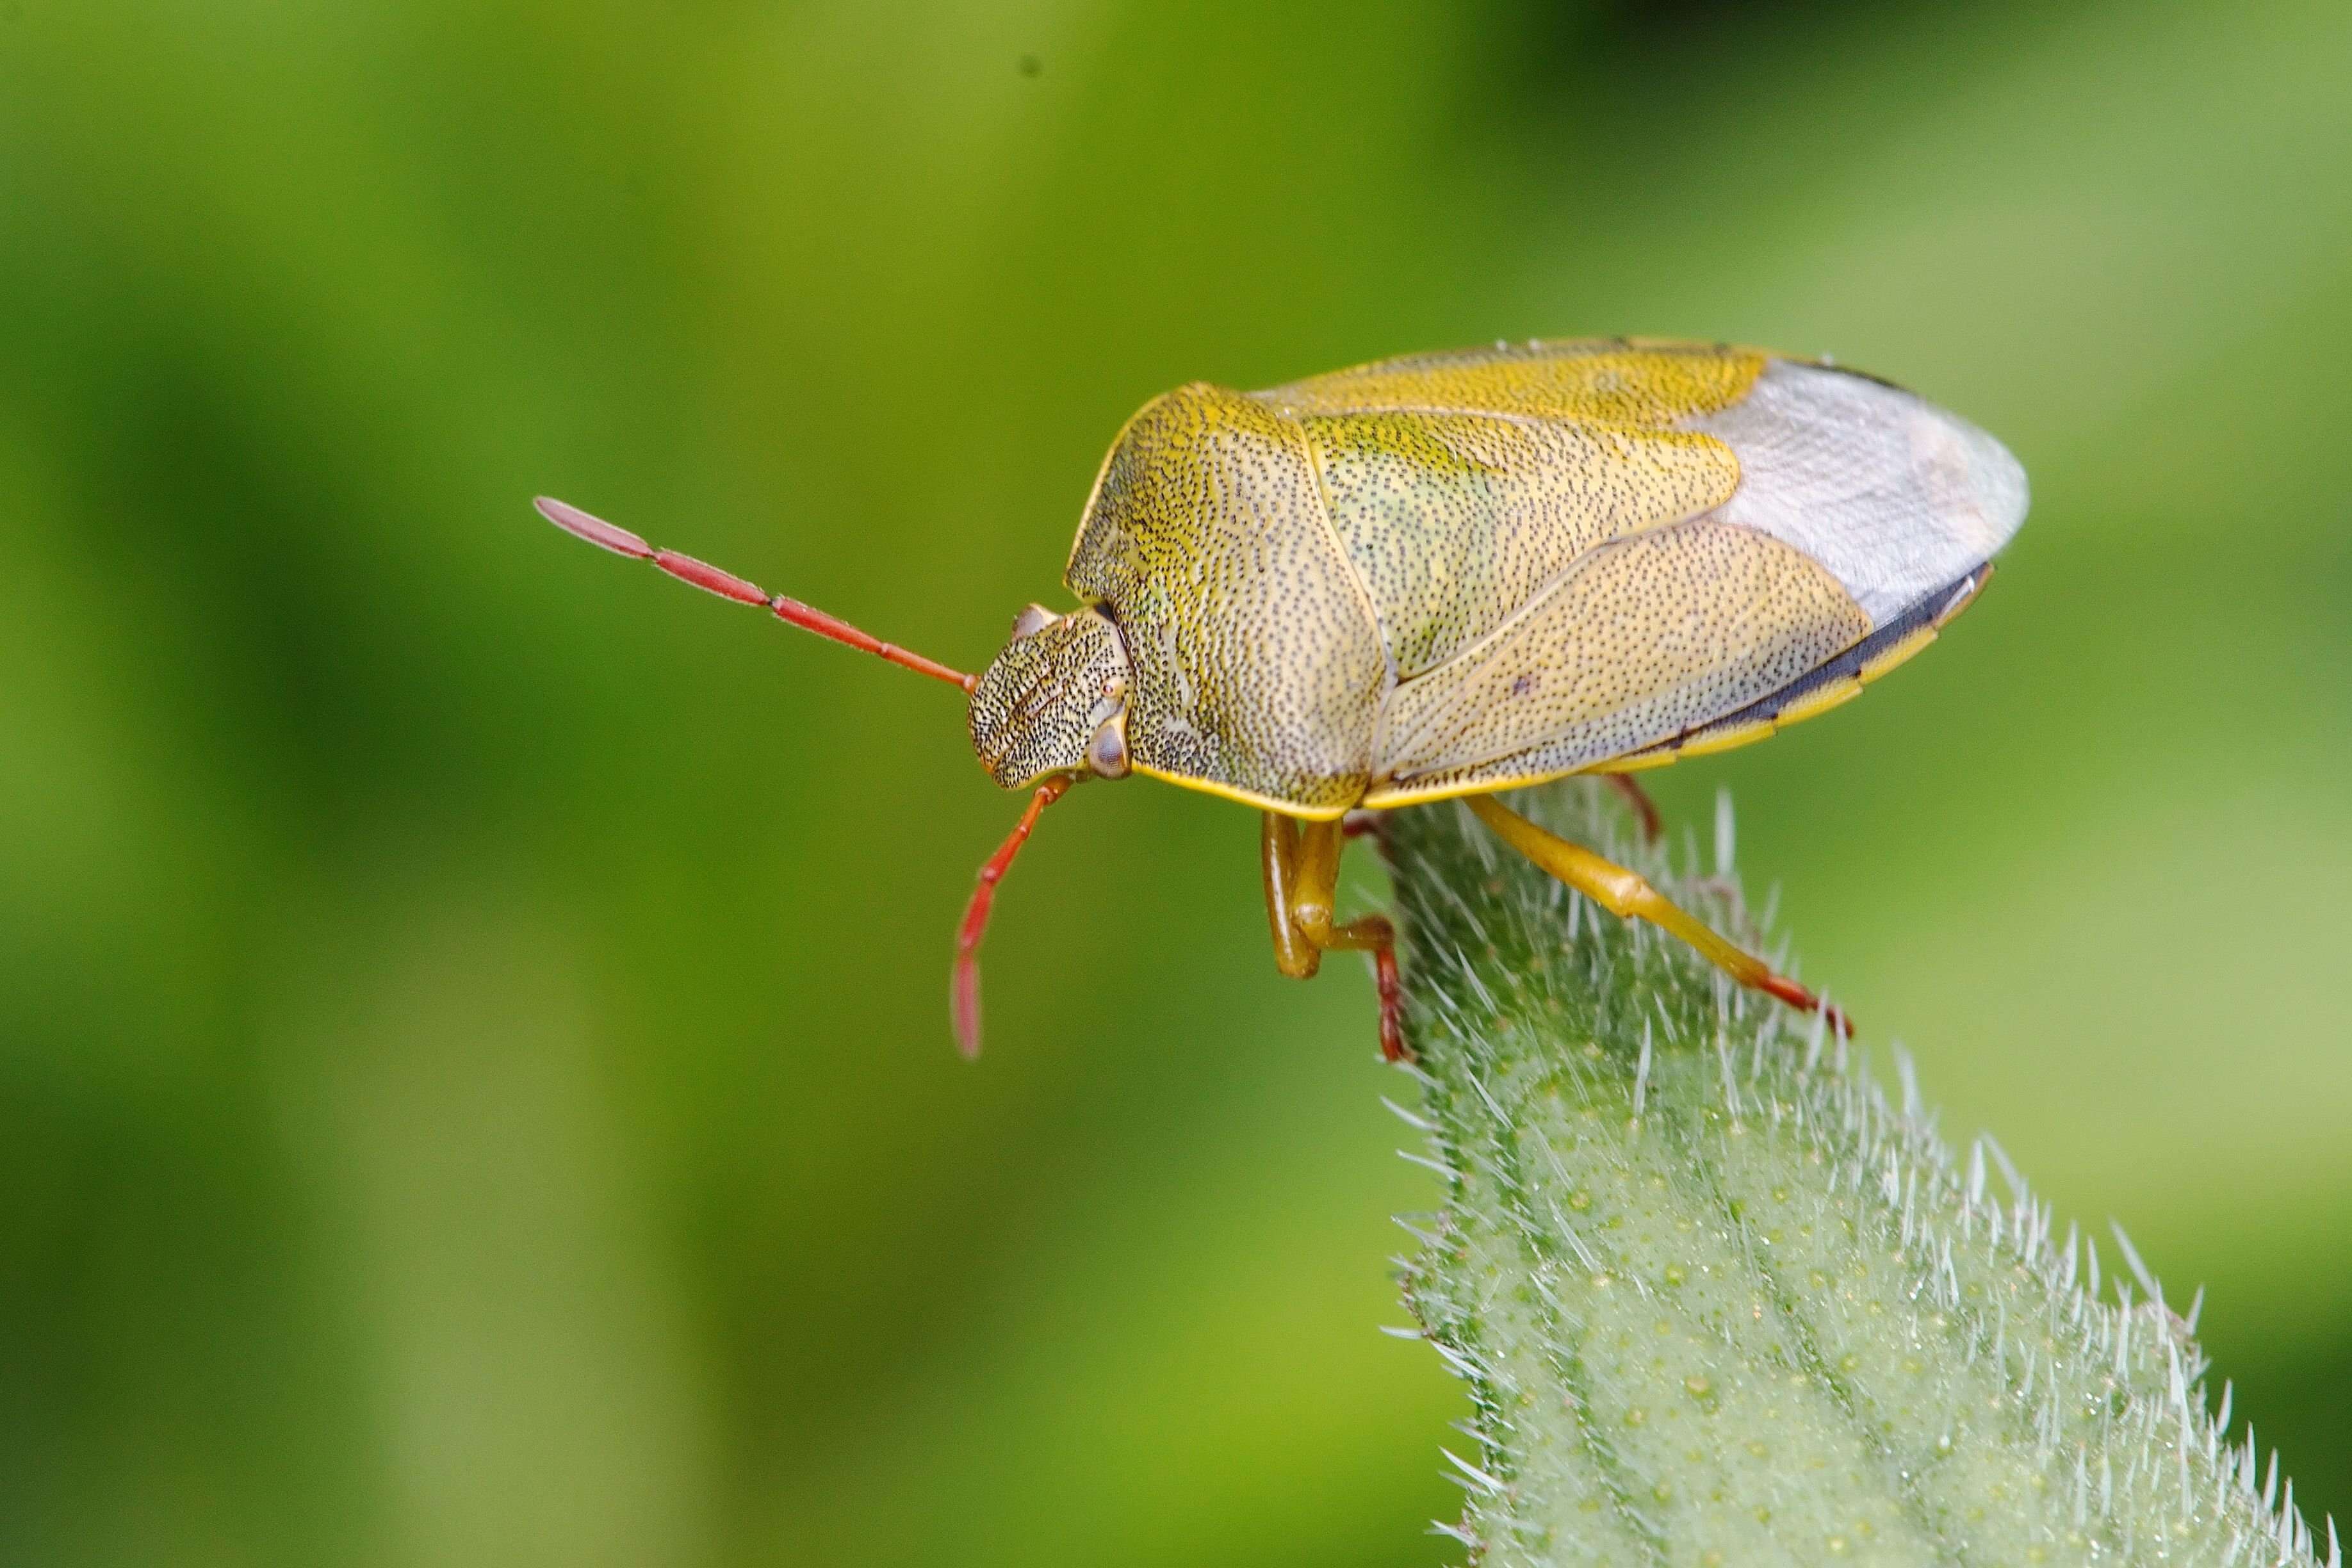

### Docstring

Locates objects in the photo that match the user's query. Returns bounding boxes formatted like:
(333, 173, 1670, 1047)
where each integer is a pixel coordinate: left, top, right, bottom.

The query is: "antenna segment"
(535, 496, 976, 691)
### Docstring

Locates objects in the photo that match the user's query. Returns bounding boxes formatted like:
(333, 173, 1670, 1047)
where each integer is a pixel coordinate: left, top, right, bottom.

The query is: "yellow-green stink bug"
(539, 337, 2026, 1060)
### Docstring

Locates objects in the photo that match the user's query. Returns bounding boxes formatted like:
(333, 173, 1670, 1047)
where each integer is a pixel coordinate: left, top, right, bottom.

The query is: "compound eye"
(1084, 718, 1129, 780)
(1011, 603, 1061, 640)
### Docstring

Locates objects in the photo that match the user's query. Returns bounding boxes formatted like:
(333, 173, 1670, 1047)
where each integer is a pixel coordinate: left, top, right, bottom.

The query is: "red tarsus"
(1373, 944, 1410, 1063)
(1759, 973, 1854, 1038)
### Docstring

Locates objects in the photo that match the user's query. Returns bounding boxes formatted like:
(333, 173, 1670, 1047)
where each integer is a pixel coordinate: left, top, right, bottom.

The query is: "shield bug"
(540, 337, 2025, 1060)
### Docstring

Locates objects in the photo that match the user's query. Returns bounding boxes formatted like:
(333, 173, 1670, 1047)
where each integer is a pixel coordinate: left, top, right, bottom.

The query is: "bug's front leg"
(1260, 812, 1409, 1062)
(1465, 793, 1852, 1036)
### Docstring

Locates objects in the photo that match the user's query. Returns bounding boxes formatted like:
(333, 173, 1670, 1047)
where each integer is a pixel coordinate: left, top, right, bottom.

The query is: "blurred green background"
(4, 1, 2349, 1562)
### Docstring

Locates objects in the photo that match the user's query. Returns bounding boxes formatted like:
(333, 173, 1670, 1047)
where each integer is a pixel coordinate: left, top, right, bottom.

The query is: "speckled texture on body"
(1054, 339, 2023, 813)
(966, 608, 1131, 789)
(1067, 382, 1385, 813)
(1264, 336, 1764, 426)
(1610, 562, 1989, 773)
(1297, 412, 1741, 681)
(1368, 521, 1872, 803)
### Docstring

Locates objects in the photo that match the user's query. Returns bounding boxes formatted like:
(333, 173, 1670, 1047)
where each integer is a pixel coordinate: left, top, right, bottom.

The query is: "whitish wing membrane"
(1368, 359, 2028, 798)
(1692, 361, 2026, 626)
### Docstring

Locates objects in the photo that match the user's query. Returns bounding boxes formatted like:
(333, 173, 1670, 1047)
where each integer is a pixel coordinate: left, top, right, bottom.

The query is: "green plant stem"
(1383, 781, 2328, 1568)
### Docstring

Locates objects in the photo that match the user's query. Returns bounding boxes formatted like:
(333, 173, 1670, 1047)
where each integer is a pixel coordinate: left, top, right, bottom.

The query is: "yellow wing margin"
(1364, 560, 1993, 808)
(1259, 338, 1767, 427)
(1589, 563, 1995, 774)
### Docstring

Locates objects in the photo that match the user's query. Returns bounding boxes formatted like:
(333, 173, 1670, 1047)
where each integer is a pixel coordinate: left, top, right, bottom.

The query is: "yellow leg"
(1464, 794, 1850, 1035)
(1260, 813, 1409, 1060)
(1260, 812, 1323, 980)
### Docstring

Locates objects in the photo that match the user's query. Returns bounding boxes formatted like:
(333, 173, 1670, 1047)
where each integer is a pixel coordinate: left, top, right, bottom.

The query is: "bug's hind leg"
(1261, 813, 1409, 1062)
(1465, 794, 1851, 1037)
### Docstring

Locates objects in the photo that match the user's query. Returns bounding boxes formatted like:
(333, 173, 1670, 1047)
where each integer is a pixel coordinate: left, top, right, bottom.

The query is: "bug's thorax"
(967, 605, 1134, 790)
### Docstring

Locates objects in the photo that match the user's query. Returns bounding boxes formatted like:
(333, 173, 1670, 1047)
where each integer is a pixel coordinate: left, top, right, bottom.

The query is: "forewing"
(1604, 563, 1993, 772)
(1357, 352, 2026, 800)
(1368, 518, 1873, 801)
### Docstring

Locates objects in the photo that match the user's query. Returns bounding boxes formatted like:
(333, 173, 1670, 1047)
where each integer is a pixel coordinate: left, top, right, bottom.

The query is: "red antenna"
(952, 776, 1072, 1058)
(536, 497, 976, 691)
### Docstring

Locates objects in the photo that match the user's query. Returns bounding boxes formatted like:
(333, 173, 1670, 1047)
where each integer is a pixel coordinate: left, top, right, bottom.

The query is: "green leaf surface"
(1389, 782, 2329, 1567)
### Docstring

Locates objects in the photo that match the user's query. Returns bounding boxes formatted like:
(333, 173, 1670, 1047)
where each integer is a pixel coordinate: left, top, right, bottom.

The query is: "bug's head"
(967, 605, 1133, 789)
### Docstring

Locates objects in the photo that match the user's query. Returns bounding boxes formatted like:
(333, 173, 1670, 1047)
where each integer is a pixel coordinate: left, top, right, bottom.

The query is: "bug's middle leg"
(1464, 793, 1852, 1036)
(1261, 812, 1409, 1061)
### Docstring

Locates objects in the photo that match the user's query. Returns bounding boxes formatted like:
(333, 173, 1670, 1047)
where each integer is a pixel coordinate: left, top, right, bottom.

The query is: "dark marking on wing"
(1626, 562, 1991, 761)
